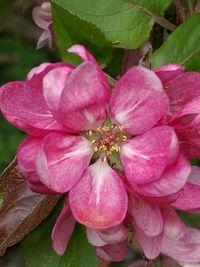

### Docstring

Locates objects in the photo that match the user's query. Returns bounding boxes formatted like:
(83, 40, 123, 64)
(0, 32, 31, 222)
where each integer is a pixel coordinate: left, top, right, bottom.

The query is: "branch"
(173, 0, 186, 22)
(125, 0, 176, 31)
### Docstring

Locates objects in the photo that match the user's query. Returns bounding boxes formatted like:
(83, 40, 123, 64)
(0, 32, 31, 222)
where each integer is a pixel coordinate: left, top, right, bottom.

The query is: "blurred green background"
(0, 1, 59, 173)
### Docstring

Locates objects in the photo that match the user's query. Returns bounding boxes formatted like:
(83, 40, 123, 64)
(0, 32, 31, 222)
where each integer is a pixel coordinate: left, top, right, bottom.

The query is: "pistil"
(85, 122, 128, 158)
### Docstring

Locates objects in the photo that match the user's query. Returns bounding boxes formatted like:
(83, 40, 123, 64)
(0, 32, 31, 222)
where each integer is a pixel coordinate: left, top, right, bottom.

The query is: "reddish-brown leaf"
(0, 158, 60, 256)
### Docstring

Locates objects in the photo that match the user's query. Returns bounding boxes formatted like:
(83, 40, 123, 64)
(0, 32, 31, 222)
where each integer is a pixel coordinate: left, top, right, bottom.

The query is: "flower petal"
(0, 79, 64, 136)
(174, 114, 200, 159)
(87, 225, 127, 247)
(129, 196, 163, 236)
(96, 241, 128, 262)
(167, 72, 200, 116)
(51, 197, 76, 255)
(162, 226, 200, 262)
(134, 224, 163, 260)
(36, 133, 93, 193)
(86, 228, 107, 247)
(17, 137, 53, 194)
(97, 224, 128, 244)
(17, 137, 42, 173)
(27, 62, 52, 80)
(69, 158, 128, 229)
(68, 44, 97, 64)
(59, 62, 110, 132)
(32, 3, 51, 30)
(120, 126, 179, 184)
(67, 44, 109, 89)
(137, 154, 190, 197)
(110, 66, 168, 135)
(27, 62, 67, 88)
(154, 64, 184, 85)
(171, 166, 200, 211)
(36, 30, 51, 49)
(162, 207, 185, 240)
(43, 66, 74, 115)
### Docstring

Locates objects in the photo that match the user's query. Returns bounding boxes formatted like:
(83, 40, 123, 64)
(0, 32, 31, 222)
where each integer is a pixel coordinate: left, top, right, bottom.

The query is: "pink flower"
(1, 45, 200, 264)
(32, 0, 54, 49)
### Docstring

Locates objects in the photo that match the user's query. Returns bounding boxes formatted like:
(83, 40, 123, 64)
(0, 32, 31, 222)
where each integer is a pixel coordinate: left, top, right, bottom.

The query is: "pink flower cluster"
(1, 45, 200, 265)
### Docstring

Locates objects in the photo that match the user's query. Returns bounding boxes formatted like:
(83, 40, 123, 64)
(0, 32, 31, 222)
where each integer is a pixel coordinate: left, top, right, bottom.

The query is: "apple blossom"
(1, 45, 200, 265)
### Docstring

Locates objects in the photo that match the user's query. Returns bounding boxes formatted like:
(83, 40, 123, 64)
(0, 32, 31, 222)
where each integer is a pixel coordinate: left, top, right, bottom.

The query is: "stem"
(125, 0, 176, 31)
(173, 0, 186, 22)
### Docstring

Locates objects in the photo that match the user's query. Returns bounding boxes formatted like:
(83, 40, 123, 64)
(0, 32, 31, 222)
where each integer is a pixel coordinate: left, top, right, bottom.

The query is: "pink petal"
(36, 133, 93, 193)
(134, 224, 163, 260)
(68, 44, 97, 64)
(96, 241, 128, 262)
(120, 126, 179, 184)
(32, 3, 51, 30)
(174, 114, 200, 159)
(17, 137, 42, 172)
(27, 62, 52, 80)
(162, 207, 185, 240)
(87, 225, 127, 247)
(36, 30, 52, 49)
(0, 80, 64, 136)
(162, 226, 200, 262)
(67, 44, 109, 89)
(26, 172, 53, 194)
(110, 66, 168, 135)
(27, 62, 67, 87)
(59, 62, 110, 132)
(167, 72, 200, 116)
(43, 66, 74, 116)
(170, 97, 200, 124)
(97, 224, 128, 244)
(154, 64, 184, 85)
(137, 154, 191, 197)
(69, 159, 128, 229)
(171, 166, 200, 211)
(17, 137, 53, 194)
(86, 228, 107, 247)
(51, 197, 76, 255)
(129, 196, 163, 236)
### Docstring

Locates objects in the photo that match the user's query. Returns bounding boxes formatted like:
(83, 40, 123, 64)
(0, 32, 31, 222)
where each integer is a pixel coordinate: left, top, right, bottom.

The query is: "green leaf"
(179, 212, 200, 228)
(0, 0, 15, 31)
(52, 2, 112, 66)
(152, 13, 200, 71)
(52, 0, 171, 49)
(23, 206, 100, 267)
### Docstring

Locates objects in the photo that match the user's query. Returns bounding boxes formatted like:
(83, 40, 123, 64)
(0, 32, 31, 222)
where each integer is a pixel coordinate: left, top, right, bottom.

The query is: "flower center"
(86, 122, 128, 157)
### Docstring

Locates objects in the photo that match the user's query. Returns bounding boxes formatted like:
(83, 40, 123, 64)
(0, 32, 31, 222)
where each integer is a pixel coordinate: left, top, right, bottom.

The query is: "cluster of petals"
(32, 0, 54, 49)
(1, 44, 200, 265)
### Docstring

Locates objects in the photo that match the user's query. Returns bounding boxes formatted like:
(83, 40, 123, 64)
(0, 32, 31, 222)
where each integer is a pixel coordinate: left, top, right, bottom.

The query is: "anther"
(94, 146, 98, 152)
(118, 125, 125, 132)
